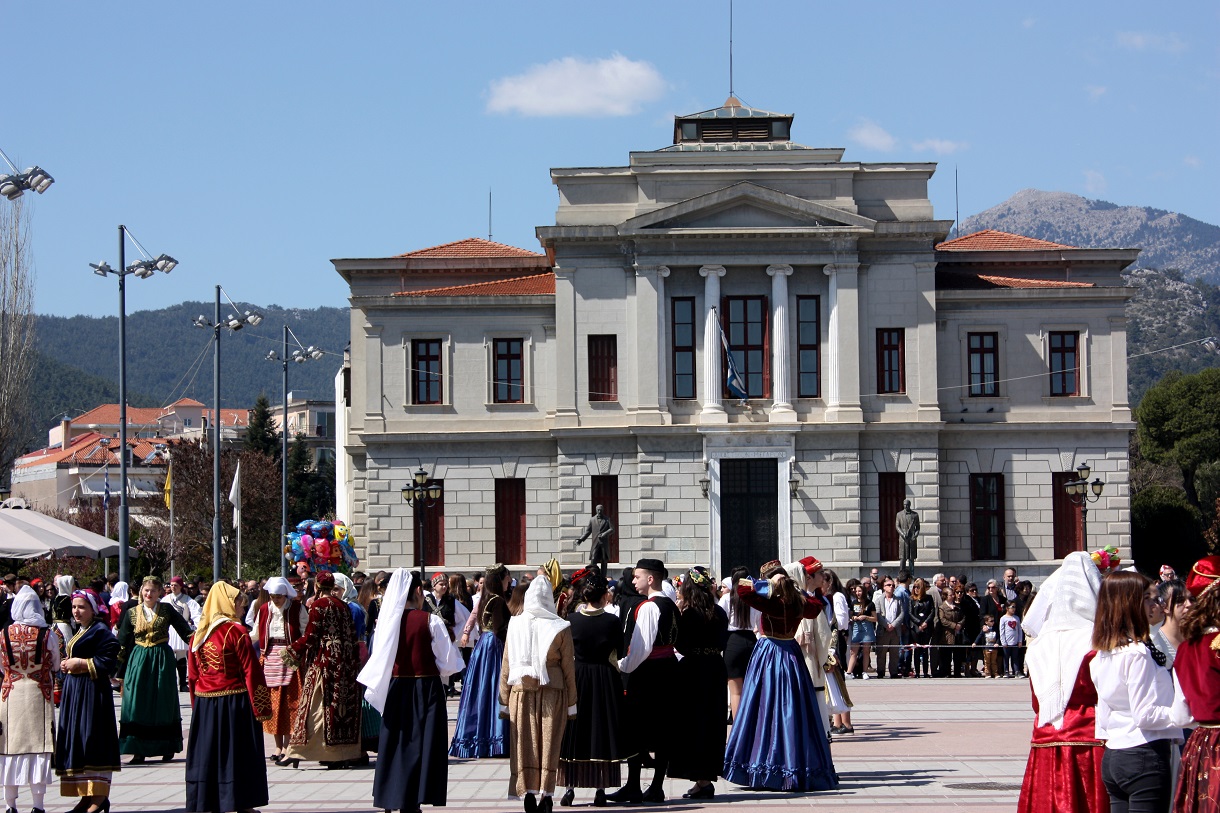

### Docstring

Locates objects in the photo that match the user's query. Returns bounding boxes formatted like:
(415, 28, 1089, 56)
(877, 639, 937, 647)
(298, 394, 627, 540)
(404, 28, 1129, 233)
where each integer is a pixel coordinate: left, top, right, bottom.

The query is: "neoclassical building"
(335, 97, 1136, 581)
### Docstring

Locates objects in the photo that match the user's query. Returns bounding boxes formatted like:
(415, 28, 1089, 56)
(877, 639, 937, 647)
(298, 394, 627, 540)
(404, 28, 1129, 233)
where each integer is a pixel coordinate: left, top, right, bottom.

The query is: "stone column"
(632, 265, 666, 424)
(363, 325, 383, 433)
(767, 264, 796, 422)
(824, 262, 863, 422)
(699, 265, 727, 423)
(553, 266, 579, 427)
(914, 262, 941, 422)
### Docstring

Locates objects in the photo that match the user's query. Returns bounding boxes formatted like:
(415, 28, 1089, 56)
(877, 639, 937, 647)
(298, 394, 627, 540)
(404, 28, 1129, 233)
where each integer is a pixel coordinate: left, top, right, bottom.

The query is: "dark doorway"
(878, 473, 906, 561)
(1052, 471, 1084, 558)
(413, 480, 445, 567)
(495, 478, 526, 565)
(720, 459, 778, 575)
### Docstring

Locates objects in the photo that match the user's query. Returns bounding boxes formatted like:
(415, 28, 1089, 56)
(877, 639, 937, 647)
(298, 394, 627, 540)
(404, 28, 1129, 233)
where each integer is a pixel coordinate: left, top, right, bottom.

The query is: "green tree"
(244, 393, 281, 460)
(1131, 485, 1205, 575)
(1135, 368, 1220, 511)
(287, 433, 313, 524)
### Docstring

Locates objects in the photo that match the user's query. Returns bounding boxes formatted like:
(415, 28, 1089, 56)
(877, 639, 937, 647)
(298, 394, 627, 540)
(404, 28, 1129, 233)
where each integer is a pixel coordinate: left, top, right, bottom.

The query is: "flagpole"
(103, 464, 110, 540)
(167, 459, 175, 579)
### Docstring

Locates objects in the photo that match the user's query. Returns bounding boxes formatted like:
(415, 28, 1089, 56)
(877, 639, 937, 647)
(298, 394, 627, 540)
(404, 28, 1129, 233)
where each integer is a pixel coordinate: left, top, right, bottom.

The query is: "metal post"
(212, 284, 222, 583)
(281, 326, 289, 579)
(117, 225, 130, 584)
(1080, 502, 1088, 549)
(417, 494, 426, 587)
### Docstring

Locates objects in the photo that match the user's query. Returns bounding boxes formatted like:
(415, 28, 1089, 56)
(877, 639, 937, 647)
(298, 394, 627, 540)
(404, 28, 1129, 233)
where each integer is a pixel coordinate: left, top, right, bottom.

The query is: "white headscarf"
(661, 579, 678, 604)
(357, 568, 415, 714)
(109, 581, 130, 608)
(265, 577, 297, 599)
(1022, 551, 1102, 729)
(334, 572, 358, 603)
(505, 574, 569, 687)
(11, 585, 46, 628)
(54, 574, 74, 597)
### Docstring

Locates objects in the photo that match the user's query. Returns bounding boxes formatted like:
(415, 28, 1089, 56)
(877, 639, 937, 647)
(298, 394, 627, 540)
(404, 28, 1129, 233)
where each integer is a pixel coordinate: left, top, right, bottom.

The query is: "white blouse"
(1090, 641, 1190, 749)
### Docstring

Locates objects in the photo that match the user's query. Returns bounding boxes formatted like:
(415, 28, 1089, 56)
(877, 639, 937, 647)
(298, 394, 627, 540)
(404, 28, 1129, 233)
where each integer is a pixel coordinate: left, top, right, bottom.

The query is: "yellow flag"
(163, 461, 172, 510)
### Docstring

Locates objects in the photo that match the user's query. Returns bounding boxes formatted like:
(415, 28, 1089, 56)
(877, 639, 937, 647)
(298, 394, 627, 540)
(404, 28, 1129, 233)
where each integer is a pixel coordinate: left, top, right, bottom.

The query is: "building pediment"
(621, 182, 876, 234)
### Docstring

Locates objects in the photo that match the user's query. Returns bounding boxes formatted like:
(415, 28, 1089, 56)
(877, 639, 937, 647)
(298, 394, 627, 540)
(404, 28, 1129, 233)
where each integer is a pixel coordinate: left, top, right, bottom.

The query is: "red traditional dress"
(251, 598, 307, 737)
(1172, 629, 1220, 811)
(1017, 651, 1107, 813)
(284, 594, 362, 764)
(186, 616, 272, 812)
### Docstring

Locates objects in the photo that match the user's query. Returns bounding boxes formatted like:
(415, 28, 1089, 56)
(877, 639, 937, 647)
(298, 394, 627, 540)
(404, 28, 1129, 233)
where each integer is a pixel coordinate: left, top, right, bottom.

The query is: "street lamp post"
(193, 287, 262, 582)
(401, 467, 443, 584)
(1064, 462, 1105, 549)
(91, 227, 177, 584)
(267, 328, 324, 578)
(0, 146, 53, 200)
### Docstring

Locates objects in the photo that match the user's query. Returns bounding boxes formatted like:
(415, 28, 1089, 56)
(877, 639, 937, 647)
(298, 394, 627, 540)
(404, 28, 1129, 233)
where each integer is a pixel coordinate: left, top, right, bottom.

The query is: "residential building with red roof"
(334, 96, 1136, 583)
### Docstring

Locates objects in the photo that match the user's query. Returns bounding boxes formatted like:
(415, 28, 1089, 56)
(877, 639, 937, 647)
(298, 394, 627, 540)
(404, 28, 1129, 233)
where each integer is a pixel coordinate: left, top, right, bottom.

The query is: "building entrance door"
(719, 458, 778, 575)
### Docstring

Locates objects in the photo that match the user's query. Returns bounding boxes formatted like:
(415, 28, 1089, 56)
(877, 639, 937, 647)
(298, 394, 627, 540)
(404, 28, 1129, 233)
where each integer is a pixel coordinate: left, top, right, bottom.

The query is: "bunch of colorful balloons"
(284, 519, 359, 575)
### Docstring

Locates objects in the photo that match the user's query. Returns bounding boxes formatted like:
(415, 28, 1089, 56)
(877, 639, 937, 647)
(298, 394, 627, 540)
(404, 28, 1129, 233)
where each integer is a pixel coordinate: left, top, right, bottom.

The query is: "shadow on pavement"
(835, 768, 938, 787)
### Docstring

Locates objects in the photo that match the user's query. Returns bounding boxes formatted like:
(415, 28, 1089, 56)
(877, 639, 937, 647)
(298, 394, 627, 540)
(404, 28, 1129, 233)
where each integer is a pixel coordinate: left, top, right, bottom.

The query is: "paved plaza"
(47, 677, 1036, 813)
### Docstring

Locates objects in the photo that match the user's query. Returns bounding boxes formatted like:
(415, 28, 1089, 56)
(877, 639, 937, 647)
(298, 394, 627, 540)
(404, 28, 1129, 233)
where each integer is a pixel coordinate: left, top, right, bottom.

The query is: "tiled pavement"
(45, 678, 1034, 812)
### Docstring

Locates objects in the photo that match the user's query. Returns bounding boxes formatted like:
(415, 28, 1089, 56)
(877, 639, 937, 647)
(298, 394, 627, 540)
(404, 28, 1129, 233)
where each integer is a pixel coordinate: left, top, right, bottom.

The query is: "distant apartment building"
(270, 393, 337, 467)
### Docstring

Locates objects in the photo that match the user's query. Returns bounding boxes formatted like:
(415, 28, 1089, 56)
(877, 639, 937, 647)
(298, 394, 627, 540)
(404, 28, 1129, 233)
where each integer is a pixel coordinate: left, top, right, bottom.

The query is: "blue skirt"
(448, 631, 508, 758)
(723, 636, 838, 792)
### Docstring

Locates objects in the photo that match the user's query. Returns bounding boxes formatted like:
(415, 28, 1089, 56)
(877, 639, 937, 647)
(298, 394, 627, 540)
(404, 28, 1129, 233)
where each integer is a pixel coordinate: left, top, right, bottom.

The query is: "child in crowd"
(999, 602, 1023, 678)
(975, 614, 1000, 678)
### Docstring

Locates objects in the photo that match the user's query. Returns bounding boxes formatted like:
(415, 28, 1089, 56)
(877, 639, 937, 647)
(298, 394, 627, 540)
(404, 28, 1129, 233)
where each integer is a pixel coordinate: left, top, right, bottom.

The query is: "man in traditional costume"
(606, 558, 679, 804)
(1169, 554, 1220, 811)
(358, 569, 463, 813)
(282, 571, 361, 767)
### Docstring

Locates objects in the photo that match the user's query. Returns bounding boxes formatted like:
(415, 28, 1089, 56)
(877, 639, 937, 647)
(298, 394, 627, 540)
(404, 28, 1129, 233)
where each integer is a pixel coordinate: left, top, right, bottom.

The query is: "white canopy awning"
(0, 502, 118, 559)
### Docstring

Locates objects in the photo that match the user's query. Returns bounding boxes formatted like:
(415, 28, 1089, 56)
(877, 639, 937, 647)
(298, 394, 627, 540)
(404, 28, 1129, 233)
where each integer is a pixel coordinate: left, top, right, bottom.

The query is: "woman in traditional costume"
(282, 571, 362, 768)
(1170, 555, 1220, 811)
(723, 560, 837, 793)
(669, 566, 729, 801)
(114, 576, 195, 764)
(1016, 550, 1108, 813)
(450, 563, 512, 758)
(787, 558, 834, 742)
(53, 590, 120, 813)
(0, 586, 60, 813)
(358, 569, 463, 813)
(185, 582, 271, 813)
(557, 566, 625, 808)
(249, 576, 307, 765)
(105, 582, 129, 629)
(500, 574, 577, 813)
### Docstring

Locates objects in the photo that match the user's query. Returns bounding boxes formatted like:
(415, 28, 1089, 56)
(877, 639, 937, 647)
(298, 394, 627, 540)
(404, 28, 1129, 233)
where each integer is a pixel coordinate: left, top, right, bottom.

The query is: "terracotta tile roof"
(71, 404, 166, 428)
(168, 398, 204, 408)
(202, 408, 250, 427)
(395, 237, 545, 259)
(16, 433, 168, 469)
(936, 229, 1076, 252)
(938, 271, 1094, 290)
(394, 272, 556, 298)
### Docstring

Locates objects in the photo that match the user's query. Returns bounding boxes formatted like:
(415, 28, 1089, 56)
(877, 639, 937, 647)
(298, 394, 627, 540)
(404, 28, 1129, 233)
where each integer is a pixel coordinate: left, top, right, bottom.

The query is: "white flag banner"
(229, 460, 242, 578)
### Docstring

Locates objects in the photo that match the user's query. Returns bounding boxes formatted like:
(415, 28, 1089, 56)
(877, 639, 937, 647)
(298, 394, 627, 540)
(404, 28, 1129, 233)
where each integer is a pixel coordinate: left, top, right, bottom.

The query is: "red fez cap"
(316, 571, 336, 590)
(799, 556, 823, 576)
(1186, 556, 1220, 598)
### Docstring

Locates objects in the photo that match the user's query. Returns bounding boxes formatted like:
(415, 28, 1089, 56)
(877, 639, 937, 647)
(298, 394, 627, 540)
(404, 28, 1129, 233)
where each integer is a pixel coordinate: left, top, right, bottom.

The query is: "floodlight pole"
(117, 226, 130, 584)
(213, 284, 222, 583)
(281, 326, 290, 578)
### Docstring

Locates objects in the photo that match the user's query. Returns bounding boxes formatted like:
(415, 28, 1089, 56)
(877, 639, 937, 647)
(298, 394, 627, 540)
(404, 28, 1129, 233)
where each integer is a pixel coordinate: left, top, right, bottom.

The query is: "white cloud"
(1184, 155, 1202, 168)
(1116, 31, 1187, 54)
(1022, 17, 1037, 29)
(847, 120, 898, 152)
(911, 138, 968, 155)
(485, 54, 666, 117)
(1085, 85, 1107, 100)
(1083, 170, 1108, 195)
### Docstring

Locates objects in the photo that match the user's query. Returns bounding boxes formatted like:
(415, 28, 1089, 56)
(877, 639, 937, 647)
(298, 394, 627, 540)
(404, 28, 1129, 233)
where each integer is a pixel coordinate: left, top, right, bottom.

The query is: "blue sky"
(8, 1, 1217, 317)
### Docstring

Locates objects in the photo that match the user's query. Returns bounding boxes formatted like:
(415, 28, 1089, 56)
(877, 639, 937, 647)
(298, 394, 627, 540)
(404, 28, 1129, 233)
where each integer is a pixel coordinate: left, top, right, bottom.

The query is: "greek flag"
(715, 309, 749, 402)
(103, 466, 110, 510)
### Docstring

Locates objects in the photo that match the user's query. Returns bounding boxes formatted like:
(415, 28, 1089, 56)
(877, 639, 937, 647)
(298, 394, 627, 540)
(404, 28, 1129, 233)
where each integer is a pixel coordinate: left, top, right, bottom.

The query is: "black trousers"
(1101, 740, 1172, 813)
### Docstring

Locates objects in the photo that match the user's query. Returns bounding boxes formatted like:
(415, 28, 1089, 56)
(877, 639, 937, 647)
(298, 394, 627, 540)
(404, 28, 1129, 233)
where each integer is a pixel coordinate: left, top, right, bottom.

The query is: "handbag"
(824, 666, 850, 714)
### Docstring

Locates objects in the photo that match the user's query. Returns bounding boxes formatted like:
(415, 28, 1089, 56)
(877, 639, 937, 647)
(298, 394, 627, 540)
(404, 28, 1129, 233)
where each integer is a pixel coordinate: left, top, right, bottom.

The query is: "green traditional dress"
(116, 601, 194, 758)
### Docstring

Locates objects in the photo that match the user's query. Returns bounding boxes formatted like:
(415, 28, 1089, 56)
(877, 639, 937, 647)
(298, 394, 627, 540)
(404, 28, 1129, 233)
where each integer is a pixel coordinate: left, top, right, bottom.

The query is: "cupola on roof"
(665, 95, 802, 152)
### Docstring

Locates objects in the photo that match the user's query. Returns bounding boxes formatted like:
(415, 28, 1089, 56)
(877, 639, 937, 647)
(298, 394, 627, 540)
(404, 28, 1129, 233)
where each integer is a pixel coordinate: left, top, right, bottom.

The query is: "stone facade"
(334, 98, 1137, 584)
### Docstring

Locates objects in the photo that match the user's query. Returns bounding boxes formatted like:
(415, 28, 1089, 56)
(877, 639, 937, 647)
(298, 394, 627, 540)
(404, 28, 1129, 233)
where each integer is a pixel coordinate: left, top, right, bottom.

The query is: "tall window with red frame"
(968, 332, 999, 397)
(671, 298, 696, 400)
(591, 475, 619, 562)
(412, 339, 443, 404)
(877, 328, 906, 394)
(588, 335, 618, 402)
(1052, 471, 1084, 558)
(878, 472, 906, 561)
(1049, 331, 1079, 396)
(724, 296, 769, 398)
(493, 339, 524, 403)
(797, 295, 820, 398)
(970, 474, 1005, 560)
(413, 480, 445, 566)
(494, 478, 526, 564)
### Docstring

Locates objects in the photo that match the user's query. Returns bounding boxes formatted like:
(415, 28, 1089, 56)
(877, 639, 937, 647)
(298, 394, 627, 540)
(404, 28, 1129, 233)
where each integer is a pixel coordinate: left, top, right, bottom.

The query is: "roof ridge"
(395, 237, 545, 259)
(394, 271, 556, 298)
(937, 228, 1076, 251)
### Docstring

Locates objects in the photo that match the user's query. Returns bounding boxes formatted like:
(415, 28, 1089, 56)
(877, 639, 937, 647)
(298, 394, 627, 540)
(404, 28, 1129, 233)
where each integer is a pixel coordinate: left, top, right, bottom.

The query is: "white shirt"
(427, 611, 467, 678)
(1090, 642, 1189, 749)
(833, 592, 850, 631)
(717, 593, 762, 633)
(619, 595, 665, 674)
